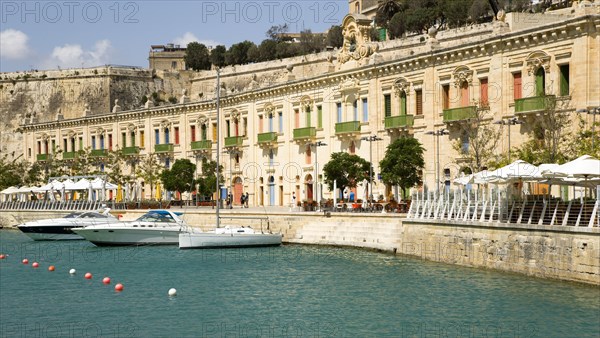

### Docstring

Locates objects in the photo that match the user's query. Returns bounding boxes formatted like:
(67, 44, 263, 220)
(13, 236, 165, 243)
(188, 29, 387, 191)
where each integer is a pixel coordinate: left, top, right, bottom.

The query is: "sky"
(0, 0, 347, 72)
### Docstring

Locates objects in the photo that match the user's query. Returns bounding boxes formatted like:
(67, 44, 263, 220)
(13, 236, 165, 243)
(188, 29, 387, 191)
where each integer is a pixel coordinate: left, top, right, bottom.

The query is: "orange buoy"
(0, 254, 6, 259)
(32, 262, 39, 268)
(48, 265, 55, 271)
(114, 283, 124, 292)
(102, 277, 111, 285)
(84, 272, 92, 279)
(22, 258, 29, 265)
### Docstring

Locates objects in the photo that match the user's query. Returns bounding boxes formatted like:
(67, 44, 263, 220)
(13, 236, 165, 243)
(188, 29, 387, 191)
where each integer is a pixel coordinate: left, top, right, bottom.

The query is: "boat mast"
(215, 69, 221, 229)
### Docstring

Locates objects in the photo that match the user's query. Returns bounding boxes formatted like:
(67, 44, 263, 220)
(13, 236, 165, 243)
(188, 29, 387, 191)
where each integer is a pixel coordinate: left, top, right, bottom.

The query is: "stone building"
(149, 44, 187, 71)
(17, 4, 600, 206)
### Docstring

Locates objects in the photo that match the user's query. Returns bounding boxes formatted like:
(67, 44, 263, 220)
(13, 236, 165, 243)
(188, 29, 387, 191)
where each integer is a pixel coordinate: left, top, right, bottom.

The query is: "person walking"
(244, 192, 249, 208)
(291, 191, 297, 212)
(240, 193, 246, 208)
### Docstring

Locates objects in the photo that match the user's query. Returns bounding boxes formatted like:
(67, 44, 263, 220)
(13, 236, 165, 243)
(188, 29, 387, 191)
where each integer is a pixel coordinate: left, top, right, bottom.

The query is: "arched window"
(535, 67, 546, 96)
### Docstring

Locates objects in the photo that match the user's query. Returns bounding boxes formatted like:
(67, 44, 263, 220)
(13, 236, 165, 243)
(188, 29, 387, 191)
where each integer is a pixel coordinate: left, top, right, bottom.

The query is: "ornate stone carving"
(340, 78, 360, 92)
(453, 66, 474, 87)
(393, 78, 410, 96)
(112, 99, 121, 113)
(197, 115, 208, 125)
(264, 104, 275, 115)
(230, 110, 240, 120)
(300, 97, 313, 111)
(127, 124, 137, 132)
(337, 14, 378, 66)
(526, 51, 551, 75)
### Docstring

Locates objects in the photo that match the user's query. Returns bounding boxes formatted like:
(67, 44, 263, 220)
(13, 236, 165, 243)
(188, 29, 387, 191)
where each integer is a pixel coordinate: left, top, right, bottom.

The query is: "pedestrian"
(291, 192, 297, 211)
(240, 193, 245, 208)
(227, 193, 232, 209)
(244, 192, 249, 208)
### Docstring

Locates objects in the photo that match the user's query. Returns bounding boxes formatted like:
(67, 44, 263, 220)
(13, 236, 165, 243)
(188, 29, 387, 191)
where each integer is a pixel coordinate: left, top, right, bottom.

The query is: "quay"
(1, 205, 598, 286)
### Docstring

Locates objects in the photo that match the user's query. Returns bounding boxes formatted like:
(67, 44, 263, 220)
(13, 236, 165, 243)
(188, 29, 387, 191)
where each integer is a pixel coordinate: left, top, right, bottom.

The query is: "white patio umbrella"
(487, 160, 540, 183)
(0, 186, 18, 202)
(552, 155, 600, 178)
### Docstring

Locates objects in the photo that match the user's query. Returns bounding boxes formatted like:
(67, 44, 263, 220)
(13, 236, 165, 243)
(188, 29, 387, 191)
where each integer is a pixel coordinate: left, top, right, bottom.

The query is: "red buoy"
(114, 283, 124, 292)
(22, 258, 29, 265)
(0, 254, 6, 259)
(48, 265, 55, 271)
(32, 262, 39, 268)
(84, 272, 92, 279)
(102, 277, 111, 285)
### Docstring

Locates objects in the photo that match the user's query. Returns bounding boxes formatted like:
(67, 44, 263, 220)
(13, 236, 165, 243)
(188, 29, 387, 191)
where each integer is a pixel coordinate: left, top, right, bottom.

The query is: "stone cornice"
(20, 14, 599, 133)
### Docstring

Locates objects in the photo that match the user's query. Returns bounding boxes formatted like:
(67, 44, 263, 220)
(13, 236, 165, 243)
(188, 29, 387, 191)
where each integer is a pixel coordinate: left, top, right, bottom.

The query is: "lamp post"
(360, 135, 383, 204)
(425, 129, 449, 193)
(309, 141, 327, 210)
(576, 107, 600, 152)
(494, 117, 523, 162)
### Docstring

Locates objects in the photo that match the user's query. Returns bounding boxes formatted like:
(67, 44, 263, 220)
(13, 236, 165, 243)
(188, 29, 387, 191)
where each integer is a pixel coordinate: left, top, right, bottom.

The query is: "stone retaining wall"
(1, 210, 598, 285)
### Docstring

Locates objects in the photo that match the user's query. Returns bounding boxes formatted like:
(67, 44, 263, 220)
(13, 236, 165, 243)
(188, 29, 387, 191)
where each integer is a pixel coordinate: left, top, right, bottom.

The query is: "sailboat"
(178, 69, 283, 249)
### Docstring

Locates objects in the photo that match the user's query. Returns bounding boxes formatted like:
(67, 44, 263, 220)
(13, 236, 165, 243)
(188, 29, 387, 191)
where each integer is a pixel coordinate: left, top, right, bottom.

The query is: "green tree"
(326, 25, 343, 48)
(197, 159, 224, 199)
(266, 24, 290, 42)
(136, 153, 163, 199)
(0, 154, 28, 189)
(388, 12, 407, 39)
(257, 39, 278, 62)
(322, 152, 371, 196)
(225, 41, 256, 65)
(185, 42, 211, 71)
(210, 45, 226, 67)
(379, 137, 425, 198)
(375, 0, 404, 29)
(161, 159, 196, 195)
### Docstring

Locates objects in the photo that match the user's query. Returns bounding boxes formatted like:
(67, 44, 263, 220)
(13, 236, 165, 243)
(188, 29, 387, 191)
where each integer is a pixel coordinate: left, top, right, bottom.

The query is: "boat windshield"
(64, 212, 83, 218)
(136, 212, 174, 223)
(79, 212, 109, 218)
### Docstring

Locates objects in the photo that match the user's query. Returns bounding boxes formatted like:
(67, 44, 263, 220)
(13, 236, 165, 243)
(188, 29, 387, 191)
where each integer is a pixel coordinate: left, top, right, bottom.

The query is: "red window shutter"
(191, 126, 196, 142)
(108, 134, 113, 151)
(416, 90, 423, 115)
(174, 127, 180, 144)
(480, 78, 488, 106)
(513, 72, 522, 100)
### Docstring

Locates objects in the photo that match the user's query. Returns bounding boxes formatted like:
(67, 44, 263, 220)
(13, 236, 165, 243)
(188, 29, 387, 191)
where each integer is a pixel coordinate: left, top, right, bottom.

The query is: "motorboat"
(178, 70, 282, 249)
(73, 210, 185, 246)
(17, 209, 117, 241)
(179, 225, 283, 249)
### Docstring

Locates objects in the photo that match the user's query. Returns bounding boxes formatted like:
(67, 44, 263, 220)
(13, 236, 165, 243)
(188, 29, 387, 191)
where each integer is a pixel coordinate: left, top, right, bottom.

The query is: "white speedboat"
(179, 225, 283, 249)
(178, 70, 282, 250)
(73, 210, 185, 246)
(17, 210, 117, 241)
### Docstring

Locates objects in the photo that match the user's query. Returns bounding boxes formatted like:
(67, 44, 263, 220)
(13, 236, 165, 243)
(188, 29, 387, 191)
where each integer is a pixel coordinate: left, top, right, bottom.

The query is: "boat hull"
(179, 232, 282, 249)
(17, 225, 84, 241)
(73, 228, 181, 246)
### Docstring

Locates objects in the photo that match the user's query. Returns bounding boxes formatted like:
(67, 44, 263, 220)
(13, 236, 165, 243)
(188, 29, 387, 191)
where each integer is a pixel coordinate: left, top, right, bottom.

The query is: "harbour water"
(1, 229, 598, 337)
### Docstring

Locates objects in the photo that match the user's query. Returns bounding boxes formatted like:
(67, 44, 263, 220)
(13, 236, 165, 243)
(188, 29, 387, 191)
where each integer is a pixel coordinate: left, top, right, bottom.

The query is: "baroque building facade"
(18, 6, 600, 206)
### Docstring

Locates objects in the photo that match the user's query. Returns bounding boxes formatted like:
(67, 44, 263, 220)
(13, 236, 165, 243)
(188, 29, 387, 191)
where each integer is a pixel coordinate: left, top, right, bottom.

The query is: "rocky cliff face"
(0, 66, 190, 158)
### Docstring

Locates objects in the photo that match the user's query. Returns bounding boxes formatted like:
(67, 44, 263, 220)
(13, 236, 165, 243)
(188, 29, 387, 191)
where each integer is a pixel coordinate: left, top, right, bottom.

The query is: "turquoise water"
(1, 229, 599, 338)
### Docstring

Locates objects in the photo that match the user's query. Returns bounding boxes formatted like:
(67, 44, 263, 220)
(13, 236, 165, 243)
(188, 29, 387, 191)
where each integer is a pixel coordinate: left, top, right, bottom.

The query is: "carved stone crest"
(337, 14, 378, 67)
(453, 66, 474, 87)
(526, 51, 551, 75)
(393, 78, 410, 96)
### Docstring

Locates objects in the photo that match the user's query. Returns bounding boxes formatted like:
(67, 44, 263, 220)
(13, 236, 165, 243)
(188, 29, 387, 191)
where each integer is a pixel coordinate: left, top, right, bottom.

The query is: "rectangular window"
(63, 139, 67, 152)
(212, 123, 217, 141)
(165, 158, 170, 169)
(51, 140, 56, 153)
(164, 128, 170, 144)
(461, 134, 469, 153)
(121, 132, 127, 148)
(28, 148, 31, 157)
(278, 112, 283, 133)
(201, 125, 207, 140)
(294, 109, 300, 128)
(336, 103, 342, 123)
(442, 85, 450, 110)
(226, 120, 231, 137)
(78, 137, 83, 150)
(305, 107, 311, 128)
(259, 115, 264, 134)
(174, 127, 179, 144)
(130, 132, 135, 147)
(513, 72, 522, 100)
(108, 134, 113, 151)
(353, 101, 358, 121)
(268, 113, 273, 132)
(71, 138, 76, 152)
(99, 135, 104, 150)
(317, 105, 323, 128)
(37, 141, 41, 155)
(154, 129, 159, 145)
(190, 125, 196, 142)
(91, 136, 96, 150)
(243, 117, 248, 136)
(384, 94, 391, 117)
(480, 78, 489, 106)
(415, 90, 423, 116)
(139, 131, 145, 148)
(362, 98, 368, 122)
(559, 64, 570, 96)
(400, 93, 407, 115)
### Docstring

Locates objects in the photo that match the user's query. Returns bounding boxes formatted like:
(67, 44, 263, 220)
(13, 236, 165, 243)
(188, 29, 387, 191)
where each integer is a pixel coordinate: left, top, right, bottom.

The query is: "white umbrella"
(552, 155, 600, 178)
(487, 160, 540, 183)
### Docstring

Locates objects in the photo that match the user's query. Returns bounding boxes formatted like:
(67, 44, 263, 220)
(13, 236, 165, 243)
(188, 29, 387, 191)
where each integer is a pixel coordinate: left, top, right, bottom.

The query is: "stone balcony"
(443, 106, 477, 123)
(257, 132, 278, 146)
(90, 149, 108, 157)
(154, 143, 174, 153)
(224, 136, 243, 148)
(335, 121, 361, 136)
(293, 127, 316, 141)
(190, 140, 212, 151)
(62, 151, 78, 160)
(515, 95, 555, 115)
(385, 115, 414, 130)
(122, 146, 140, 155)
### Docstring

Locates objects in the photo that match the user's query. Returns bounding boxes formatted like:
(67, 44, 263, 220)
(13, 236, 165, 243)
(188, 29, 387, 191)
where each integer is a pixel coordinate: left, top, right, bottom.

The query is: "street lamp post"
(494, 117, 523, 162)
(360, 135, 383, 205)
(309, 141, 327, 210)
(425, 129, 449, 193)
(576, 107, 600, 152)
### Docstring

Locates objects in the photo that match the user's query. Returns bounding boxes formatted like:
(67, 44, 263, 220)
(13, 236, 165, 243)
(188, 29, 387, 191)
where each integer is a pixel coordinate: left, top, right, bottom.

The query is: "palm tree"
(375, 0, 404, 29)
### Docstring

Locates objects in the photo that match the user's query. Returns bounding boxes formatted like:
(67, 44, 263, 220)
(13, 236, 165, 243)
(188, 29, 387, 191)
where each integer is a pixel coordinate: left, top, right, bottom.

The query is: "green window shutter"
(400, 92, 407, 115)
(305, 106, 311, 127)
(535, 68, 545, 96)
(559, 64, 569, 96)
(317, 105, 322, 128)
(384, 94, 391, 117)
(378, 28, 386, 42)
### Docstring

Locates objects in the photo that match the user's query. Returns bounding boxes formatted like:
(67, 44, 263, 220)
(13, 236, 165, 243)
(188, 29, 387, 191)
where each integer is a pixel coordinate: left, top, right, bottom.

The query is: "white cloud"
(46, 39, 112, 68)
(173, 32, 221, 48)
(0, 29, 30, 59)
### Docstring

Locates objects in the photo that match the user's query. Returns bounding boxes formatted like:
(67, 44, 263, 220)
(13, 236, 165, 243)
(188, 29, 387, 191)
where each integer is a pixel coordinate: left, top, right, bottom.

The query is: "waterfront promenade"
(1, 205, 598, 286)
